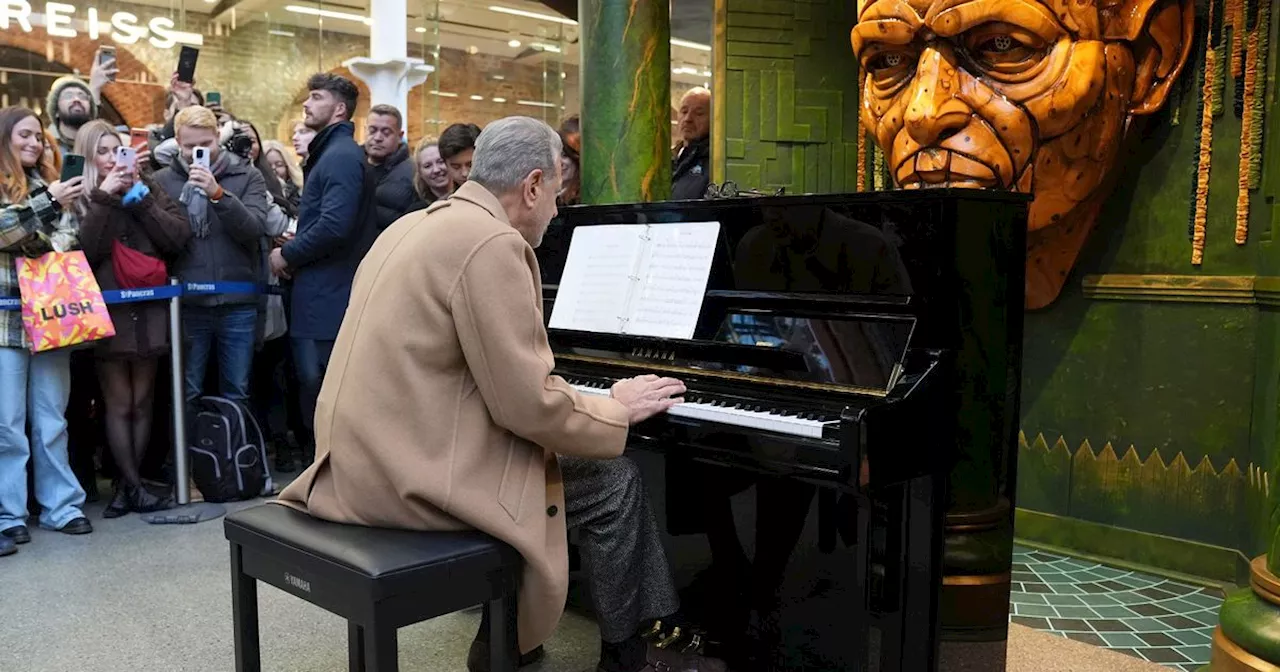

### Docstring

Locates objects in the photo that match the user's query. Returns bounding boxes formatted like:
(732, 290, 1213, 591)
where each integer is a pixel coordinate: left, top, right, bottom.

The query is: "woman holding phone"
(70, 120, 192, 516)
(0, 106, 90, 552)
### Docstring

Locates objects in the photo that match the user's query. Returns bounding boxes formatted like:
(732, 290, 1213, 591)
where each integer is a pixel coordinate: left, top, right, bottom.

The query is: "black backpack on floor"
(188, 396, 273, 503)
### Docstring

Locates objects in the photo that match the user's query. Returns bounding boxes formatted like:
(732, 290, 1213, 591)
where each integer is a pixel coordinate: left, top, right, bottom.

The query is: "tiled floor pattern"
(1008, 545, 1224, 671)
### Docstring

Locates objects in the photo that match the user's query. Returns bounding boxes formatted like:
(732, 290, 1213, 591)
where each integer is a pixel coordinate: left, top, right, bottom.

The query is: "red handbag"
(111, 238, 168, 289)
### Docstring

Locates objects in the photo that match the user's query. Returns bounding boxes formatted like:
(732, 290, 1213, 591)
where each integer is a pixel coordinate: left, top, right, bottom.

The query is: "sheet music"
(549, 225, 646, 334)
(626, 221, 720, 338)
(548, 222, 720, 339)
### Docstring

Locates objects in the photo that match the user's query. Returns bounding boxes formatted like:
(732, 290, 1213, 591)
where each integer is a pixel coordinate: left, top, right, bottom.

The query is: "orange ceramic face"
(852, 0, 1192, 308)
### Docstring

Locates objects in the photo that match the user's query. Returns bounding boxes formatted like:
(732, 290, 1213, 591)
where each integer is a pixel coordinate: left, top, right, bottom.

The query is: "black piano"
(537, 190, 1028, 672)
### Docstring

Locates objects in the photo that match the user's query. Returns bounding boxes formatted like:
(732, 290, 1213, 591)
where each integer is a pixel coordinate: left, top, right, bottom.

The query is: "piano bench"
(223, 504, 523, 672)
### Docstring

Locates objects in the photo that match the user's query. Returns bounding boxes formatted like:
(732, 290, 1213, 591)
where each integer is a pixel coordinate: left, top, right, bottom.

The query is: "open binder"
(548, 221, 721, 339)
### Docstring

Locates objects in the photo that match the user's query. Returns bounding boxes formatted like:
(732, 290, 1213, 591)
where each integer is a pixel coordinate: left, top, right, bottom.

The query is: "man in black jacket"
(671, 87, 711, 201)
(364, 104, 418, 231)
(269, 73, 370, 468)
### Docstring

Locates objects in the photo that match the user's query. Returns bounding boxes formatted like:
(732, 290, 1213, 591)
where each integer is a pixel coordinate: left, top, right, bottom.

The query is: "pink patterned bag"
(16, 250, 116, 353)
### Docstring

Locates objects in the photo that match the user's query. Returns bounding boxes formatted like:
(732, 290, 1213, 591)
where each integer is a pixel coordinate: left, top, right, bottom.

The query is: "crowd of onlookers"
(0, 59, 712, 558)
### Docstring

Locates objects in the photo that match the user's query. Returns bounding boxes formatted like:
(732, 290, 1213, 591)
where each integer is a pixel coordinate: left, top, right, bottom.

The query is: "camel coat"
(275, 181, 630, 654)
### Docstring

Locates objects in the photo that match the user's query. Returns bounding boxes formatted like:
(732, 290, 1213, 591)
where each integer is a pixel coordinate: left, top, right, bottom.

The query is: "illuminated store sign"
(0, 1, 204, 48)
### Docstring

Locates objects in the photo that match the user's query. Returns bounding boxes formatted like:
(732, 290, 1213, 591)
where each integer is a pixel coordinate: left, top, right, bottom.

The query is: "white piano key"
(569, 383, 832, 439)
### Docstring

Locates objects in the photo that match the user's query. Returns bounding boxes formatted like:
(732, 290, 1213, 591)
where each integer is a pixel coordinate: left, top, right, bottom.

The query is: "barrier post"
(168, 277, 190, 505)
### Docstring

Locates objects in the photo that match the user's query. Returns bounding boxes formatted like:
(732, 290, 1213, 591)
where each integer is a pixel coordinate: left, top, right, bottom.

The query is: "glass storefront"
(0, 0, 709, 154)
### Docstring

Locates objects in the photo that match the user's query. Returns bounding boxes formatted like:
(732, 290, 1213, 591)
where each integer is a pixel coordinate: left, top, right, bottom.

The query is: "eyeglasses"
(703, 181, 786, 199)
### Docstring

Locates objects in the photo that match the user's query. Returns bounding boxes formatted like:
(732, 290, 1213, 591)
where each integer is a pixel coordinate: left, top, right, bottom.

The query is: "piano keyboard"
(568, 380, 836, 439)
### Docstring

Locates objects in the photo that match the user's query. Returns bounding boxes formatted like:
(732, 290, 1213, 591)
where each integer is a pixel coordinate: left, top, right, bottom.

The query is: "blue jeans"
(291, 338, 334, 448)
(0, 347, 85, 530)
(183, 305, 257, 405)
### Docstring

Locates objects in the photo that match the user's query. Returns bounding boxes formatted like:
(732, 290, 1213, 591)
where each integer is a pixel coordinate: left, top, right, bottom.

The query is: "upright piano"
(537, 190, 1028, 672)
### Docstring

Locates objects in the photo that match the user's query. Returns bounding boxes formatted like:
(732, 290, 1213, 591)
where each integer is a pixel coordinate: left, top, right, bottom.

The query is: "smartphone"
(192, 146, 210, 169)
(176, 46, 199, 84)
(97, 45, 116, 81)
(115, 146, 137, 173)
(205, 91, 221, 107)
(129, 127, 149, 149)
(60, 153, 85, 182)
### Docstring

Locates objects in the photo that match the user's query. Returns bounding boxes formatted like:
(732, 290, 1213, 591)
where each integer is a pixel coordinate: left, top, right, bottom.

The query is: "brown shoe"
(601, 643, 727, 672)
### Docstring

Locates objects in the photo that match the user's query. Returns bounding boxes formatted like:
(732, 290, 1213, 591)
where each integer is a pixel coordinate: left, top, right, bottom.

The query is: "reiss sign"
(0, 1, 204, 48)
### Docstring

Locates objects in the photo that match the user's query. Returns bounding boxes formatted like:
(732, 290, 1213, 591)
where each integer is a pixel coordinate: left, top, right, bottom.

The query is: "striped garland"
(1192, 0, 1220, 265)
(856, 126, 867, 192)
(1236, 0, 1261, 243)
(873, 144, 887, 191)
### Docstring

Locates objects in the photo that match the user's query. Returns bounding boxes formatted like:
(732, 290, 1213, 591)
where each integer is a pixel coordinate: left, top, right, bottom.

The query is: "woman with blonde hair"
(68, 119, 191, 516)
(410, 136, 451, 209)
(0, 106, 92, 551)
(262, 140, 303, 210)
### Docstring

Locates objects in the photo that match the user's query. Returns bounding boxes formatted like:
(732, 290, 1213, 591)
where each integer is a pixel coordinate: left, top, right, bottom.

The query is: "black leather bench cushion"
(224, 504, 520, 581)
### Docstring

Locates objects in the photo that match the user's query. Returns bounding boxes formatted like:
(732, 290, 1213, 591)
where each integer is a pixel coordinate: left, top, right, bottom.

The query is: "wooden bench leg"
(364, 614, 398, 672)
(230, 543, 261, 672)
(348, 622, 366, 672)
(488, 592, 519, 672)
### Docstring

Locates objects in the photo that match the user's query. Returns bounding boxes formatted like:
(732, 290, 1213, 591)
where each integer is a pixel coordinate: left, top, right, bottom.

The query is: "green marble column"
(578, 0, 671, 204)
(1211, 505, 1280, 668)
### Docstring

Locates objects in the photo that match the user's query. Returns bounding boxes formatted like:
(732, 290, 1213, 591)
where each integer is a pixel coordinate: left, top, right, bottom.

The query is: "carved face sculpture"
(852, 0, 1193, 308)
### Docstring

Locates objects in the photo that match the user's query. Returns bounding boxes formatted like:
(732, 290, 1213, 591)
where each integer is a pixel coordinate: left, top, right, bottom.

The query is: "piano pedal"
(681, 634, 704, 655)
(638, 620, 664, 642)
(654, 626, 683, 650)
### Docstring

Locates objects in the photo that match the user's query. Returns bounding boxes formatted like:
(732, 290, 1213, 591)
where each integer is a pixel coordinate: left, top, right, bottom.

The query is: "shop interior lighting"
(508, 39, 521, 47)
(671, 38, 711, 51)
(284, 5, 373, 24)
(492, 97, 507, 102)
(487, 5, 577, 25)
(470, 94, 485, 100)
(516, 100, 556, 108)
(268, 29, 296, 37)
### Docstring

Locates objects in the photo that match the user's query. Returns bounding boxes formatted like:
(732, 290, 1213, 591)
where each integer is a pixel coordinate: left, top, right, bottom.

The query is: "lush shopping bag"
(16, 250, 116, 353)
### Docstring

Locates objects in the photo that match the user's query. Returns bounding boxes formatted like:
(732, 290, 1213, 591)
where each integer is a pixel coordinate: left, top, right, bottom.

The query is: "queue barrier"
(1, 279, 281, 521)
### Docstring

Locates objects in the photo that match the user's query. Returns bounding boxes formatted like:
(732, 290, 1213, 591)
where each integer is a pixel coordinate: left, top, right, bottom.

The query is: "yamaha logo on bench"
(284, 572, 312, 593)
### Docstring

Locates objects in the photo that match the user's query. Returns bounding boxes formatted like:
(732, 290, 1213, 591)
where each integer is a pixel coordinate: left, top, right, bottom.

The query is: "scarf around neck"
(176, 150, 232, 238)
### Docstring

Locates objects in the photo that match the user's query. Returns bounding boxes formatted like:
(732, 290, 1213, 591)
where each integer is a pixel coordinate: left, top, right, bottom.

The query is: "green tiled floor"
(1008, 545, 1224, 671)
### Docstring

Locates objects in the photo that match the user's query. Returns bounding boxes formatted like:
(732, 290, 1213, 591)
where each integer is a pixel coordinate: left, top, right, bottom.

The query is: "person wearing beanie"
(44, 57, 115, 157)
(46, 76, 99, 157)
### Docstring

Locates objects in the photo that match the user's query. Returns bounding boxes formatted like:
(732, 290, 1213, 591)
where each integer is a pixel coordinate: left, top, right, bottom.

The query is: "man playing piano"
(276, 116, 726, 672)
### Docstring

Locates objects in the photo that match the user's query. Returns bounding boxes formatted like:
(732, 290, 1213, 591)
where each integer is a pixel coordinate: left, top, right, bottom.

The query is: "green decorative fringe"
(1248, 0, 1270, 189)
(1213, 0, 1229, 116)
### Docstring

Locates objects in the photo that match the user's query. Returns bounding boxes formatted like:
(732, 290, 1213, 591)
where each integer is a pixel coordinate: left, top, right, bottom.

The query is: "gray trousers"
(561, 454, 680, 643)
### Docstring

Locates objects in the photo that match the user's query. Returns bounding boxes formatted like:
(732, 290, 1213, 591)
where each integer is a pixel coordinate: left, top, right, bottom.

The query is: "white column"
(343, 0, 430, 118)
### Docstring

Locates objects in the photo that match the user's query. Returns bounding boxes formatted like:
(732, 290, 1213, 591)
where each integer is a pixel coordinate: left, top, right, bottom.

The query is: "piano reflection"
(538, 190, 1028, 672)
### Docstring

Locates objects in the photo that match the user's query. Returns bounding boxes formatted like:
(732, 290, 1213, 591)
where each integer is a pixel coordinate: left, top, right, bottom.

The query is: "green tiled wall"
(719, 0, 862, 193)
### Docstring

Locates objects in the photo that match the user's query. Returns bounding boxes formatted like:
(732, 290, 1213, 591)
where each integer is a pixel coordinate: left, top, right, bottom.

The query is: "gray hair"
(468, 116, 562, 193)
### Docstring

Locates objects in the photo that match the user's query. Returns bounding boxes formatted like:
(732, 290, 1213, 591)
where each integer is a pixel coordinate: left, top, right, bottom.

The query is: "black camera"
(223, 129, 253, 160)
